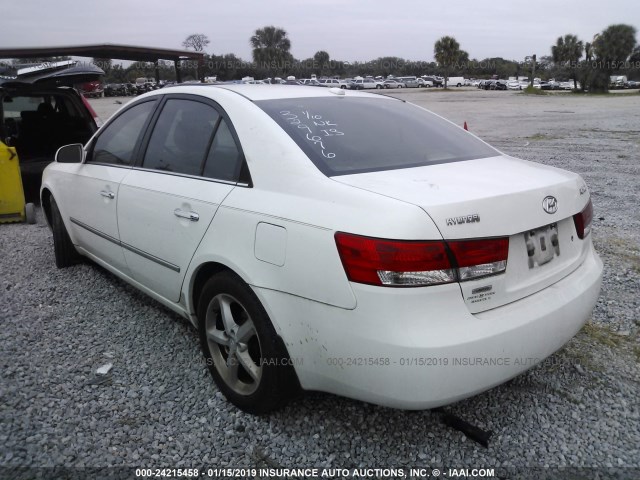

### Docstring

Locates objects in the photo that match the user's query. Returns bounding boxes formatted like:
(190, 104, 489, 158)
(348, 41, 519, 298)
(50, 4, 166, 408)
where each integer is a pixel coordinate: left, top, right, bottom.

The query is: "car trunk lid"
(333, 155, 592, 312)
(0, 60, 104, 88)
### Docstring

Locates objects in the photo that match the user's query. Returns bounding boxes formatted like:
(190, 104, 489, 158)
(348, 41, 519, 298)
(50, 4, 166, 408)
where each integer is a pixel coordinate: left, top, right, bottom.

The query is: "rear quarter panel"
(182, 92, 443, 314)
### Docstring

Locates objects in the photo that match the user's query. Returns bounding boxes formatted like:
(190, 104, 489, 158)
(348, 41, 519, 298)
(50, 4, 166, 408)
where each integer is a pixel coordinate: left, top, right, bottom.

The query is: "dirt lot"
(1, 88, 639, 478)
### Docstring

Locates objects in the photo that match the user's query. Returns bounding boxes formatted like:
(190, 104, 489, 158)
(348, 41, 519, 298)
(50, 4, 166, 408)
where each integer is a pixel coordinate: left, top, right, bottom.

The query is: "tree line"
(182, 24, 639, 91)
(6, 24, 635, 92)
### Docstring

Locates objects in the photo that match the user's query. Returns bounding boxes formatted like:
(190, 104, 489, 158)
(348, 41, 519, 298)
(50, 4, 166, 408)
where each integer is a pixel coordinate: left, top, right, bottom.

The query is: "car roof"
(153, 83, 386, 102)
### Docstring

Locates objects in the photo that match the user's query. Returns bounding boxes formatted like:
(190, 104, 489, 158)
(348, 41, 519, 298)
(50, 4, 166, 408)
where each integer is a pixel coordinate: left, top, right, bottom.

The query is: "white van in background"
(447, 76, 468, 87)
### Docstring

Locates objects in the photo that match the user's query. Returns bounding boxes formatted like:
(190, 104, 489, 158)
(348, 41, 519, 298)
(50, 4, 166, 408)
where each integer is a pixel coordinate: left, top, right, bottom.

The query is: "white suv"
(348, 78, 383, 89)
(320, 79, 348, 89)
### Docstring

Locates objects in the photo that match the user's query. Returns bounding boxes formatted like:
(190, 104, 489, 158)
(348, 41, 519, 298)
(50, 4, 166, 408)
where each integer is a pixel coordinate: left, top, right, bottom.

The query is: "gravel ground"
(1, 90, 639, 479)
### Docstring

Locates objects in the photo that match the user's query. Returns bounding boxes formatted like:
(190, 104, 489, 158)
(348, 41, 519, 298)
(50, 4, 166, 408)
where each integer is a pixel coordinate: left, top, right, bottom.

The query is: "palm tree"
(250, 26, 292, 76)
(434, 36, 462, 88)
(591, 24, 637, 92)
(593, 24, 637, 65)
(314, 50, 330, 76)
(552, 34, 584, 89)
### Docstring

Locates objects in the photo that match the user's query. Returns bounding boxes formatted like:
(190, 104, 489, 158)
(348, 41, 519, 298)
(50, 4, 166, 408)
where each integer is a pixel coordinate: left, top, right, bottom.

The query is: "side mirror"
(55, 144, 84, 164)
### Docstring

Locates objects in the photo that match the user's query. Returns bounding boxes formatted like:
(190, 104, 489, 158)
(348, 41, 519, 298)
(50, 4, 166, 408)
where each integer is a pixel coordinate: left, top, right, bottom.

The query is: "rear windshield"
(256, 97, 497, 176)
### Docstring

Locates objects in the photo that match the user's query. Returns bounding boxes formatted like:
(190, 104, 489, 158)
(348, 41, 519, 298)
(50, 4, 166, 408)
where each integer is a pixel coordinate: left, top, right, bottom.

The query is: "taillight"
(448, 238, 509, 281)
(335, 233, 508, 287)
(573, 199, 593, 239)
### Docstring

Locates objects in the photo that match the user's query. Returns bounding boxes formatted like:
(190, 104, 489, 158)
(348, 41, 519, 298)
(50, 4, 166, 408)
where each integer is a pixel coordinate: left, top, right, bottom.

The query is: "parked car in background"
(480, 80, 495, 90)
(348, 78, 383, 89)
(447, 76, 467, 87)
(78, 80, 104, 98)
(422, 75, 443, 87)
(42, 84, 602, 414)
(416, 78, 433, 87)
(104, 83, 136, 97)
(103, 83, 118, 96)
(299, 79, 323, 87)
(490, 80, 508, 90)
(540, 81, 561, 90)
(383, 79, 405, 89)
(397, 76, 420, 88)
(0, 60, 102, 201)
(609, 75, 628, 89)
(320, 78, 348, 89)
(506, 80, 522, 90)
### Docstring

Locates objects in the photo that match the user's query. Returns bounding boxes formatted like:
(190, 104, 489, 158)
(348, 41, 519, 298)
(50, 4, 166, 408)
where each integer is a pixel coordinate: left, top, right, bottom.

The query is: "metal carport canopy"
(0, 43, 205, 82)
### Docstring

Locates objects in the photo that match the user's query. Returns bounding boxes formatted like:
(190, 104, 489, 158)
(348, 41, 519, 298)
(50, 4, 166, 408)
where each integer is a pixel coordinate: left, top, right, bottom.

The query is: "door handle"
(100, 190, 115, 199)
(174, 208, 199, 222)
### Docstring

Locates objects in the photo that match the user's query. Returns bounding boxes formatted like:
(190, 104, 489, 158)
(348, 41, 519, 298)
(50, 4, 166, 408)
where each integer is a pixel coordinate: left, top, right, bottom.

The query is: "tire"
(25, 203, 36, 224)
(376, 85, 382, 89)
(50, 198, 81, 268)
(198, 272, 298, 414)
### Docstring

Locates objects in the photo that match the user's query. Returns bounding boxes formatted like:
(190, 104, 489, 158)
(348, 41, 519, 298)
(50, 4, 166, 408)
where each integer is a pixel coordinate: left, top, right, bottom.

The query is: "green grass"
(430, 87, 466, 92)
(582, 322, 627, 348)
(522, 86, 547, 95)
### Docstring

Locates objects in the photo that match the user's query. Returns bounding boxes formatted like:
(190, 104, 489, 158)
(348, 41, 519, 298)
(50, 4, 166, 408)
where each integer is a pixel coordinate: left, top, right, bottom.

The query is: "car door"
(117, 94, 245, 302)
(61, 99, 158, 276)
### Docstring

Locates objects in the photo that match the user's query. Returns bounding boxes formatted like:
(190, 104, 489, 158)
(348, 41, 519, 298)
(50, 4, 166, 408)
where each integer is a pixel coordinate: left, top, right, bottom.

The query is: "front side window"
(256, 97, 498, 176)
(91, 100, 156, 165)
(142, 99, 219, 176)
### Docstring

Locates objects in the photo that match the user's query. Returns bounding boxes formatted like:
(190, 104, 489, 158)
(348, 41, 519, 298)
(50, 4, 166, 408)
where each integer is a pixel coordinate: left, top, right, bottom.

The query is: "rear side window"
(91, 100, 156, 165)
(203, 119, 242, 182)
(142, 99, 219, 176)
(2, 94, 85, 126)
(256, 97, 498, 176)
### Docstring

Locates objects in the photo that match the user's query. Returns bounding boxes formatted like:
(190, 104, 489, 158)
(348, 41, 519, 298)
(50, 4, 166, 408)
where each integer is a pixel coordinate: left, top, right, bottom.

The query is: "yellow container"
(0, 140, 35, 224)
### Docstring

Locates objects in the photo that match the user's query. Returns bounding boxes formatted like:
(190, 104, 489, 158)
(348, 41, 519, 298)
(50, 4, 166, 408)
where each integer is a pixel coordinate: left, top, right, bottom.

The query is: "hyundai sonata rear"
(249, 91, 602, 409)
(42, 85, 602, 413)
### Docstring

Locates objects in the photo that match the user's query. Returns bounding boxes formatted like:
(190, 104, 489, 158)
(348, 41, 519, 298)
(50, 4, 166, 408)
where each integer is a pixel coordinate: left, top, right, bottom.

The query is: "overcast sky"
(4, 0, 639, 63)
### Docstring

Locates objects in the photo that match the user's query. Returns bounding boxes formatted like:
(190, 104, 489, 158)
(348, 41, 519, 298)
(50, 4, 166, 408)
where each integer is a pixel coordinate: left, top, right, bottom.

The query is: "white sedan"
(42, 85, 602, 413)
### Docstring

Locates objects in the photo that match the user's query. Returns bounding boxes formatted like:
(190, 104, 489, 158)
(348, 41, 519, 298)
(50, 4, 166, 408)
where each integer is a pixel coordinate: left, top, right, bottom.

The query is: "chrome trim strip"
(70, 217, 180, 273)
(70, 217, 120, 245)
(130, 166, 239, 186)
(83, 162, 133, 170)
(120, 242, 181, 273)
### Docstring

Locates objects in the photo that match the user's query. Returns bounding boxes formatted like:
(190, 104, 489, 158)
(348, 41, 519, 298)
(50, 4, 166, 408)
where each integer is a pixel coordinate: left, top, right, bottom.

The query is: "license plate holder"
(524, 223, 560, 268)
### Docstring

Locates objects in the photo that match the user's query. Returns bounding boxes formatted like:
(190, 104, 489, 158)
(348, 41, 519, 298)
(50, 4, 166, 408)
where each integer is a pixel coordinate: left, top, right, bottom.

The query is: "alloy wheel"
(205, 293, 262, 395)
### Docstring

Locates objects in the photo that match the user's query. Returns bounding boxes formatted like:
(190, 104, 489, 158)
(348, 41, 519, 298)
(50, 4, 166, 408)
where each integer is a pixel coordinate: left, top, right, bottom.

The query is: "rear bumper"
(256, 242, 603, 409)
